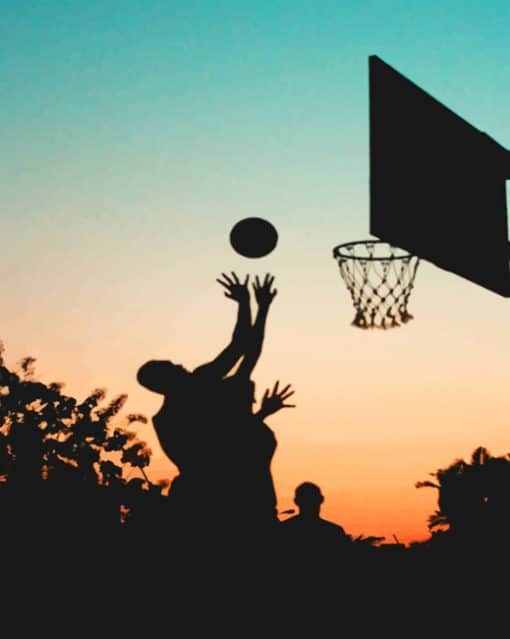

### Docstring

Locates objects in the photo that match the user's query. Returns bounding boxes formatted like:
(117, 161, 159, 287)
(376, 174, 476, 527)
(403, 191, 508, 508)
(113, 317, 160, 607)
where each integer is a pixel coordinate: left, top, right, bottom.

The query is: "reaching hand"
(253, 274, 277, 308)
(259, 381, 295, 417)
(216, 272, 250, 303)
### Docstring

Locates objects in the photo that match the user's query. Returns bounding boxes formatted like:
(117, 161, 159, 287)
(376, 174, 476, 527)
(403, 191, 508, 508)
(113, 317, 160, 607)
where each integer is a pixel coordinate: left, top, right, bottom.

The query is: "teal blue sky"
(2, 1, 510, 540)
(3, 1, 509, 232)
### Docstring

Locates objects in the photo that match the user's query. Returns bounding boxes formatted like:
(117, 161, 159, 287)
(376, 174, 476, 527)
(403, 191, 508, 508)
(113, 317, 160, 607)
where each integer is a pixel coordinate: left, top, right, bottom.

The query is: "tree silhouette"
(0, 341, 169, 537)
(416, 445, 510, 545)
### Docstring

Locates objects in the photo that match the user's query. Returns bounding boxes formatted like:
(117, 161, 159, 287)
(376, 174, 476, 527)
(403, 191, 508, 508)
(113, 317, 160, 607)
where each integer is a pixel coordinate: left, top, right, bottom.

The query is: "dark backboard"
(369, 55, 510, 296)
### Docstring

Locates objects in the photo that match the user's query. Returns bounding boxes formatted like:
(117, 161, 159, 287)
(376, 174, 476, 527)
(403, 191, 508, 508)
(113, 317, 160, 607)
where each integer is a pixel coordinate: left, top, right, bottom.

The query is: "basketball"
(229, 217, 278, 258)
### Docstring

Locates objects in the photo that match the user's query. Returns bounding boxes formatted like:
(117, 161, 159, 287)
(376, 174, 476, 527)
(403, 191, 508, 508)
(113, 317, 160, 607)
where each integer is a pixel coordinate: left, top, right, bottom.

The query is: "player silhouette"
(137, 273, 294, 543)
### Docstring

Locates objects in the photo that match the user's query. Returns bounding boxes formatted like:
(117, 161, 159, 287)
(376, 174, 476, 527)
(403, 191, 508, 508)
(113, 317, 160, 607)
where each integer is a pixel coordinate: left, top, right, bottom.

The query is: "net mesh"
(333, 240, 420, 329)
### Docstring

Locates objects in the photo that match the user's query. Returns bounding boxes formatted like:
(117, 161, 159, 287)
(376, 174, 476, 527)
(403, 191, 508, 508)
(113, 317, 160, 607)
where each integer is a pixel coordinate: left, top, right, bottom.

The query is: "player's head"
(294, 482, 324, 513)
(136, 360, 188, 394)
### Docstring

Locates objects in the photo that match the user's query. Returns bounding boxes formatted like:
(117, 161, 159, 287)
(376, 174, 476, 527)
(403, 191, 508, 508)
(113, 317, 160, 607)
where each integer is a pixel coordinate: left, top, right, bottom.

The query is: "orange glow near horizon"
(5, 260, 510, 547)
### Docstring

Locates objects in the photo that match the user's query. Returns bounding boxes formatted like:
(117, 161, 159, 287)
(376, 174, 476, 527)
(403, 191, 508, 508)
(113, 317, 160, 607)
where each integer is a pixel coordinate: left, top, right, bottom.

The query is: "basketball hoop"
(332, 240, 420, 329)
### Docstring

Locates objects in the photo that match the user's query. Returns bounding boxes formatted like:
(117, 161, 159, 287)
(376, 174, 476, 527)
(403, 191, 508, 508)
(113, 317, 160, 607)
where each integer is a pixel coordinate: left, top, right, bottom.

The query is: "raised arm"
(236, 273, 276, 379)
(192, 272, 252, 379)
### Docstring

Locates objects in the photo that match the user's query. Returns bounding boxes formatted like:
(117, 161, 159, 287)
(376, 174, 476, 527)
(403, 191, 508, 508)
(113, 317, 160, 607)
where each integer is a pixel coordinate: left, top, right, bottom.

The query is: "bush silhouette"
(0, 341, 170, 549)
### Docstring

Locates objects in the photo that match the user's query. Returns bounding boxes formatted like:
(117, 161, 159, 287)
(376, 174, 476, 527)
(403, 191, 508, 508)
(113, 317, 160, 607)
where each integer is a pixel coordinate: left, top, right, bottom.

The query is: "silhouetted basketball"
(229, 217, 278, 258)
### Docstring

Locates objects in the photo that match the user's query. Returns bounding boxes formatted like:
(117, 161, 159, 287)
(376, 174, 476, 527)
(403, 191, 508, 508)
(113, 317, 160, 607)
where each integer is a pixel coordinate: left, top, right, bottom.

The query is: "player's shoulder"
(319, 518, 348, 536)
(279, 515, 300, 527)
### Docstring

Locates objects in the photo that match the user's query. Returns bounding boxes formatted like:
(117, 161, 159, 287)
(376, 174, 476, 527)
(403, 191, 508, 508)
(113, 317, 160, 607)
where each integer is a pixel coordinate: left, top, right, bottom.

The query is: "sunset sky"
(3, 1, 510, 543)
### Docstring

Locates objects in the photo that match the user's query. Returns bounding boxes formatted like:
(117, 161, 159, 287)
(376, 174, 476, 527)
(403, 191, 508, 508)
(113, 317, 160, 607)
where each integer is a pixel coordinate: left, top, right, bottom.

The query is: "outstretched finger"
(243, 274, 249, 285)
(220, 272, 234, 285)
(217, 278, 232, 291)
(272, 380, 279, 395)
(282, 403, 296, 408)
(280, 383, 292, 394)
(254, 275, 261, 290)
(281, 390, 295, 401)
(231, 271, 240, 284)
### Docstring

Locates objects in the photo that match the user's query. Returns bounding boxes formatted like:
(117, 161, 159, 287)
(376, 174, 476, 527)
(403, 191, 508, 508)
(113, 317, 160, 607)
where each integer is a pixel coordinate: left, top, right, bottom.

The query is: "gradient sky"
(2, 1, 510, 543)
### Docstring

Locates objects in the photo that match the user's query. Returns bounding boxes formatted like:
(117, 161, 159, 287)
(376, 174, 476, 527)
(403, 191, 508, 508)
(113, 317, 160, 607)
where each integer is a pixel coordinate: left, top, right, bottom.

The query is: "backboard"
(369, 55, 510, 296)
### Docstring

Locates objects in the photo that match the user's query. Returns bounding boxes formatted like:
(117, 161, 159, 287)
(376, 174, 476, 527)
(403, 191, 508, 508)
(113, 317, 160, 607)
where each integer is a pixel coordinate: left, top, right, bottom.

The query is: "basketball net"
(333, 240, 420, 329)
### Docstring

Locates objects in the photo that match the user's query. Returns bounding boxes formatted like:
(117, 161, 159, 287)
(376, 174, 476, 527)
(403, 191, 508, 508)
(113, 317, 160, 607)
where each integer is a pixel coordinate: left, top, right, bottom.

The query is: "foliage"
(0, 341, 169, 524)
(350, 533, 385, 547)
(416, 445, 510, 540)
